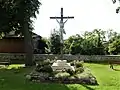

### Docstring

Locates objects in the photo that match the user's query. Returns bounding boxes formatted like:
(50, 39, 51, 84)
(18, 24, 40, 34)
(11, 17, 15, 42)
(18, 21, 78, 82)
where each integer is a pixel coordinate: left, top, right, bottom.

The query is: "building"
(0, 31, 44, 53)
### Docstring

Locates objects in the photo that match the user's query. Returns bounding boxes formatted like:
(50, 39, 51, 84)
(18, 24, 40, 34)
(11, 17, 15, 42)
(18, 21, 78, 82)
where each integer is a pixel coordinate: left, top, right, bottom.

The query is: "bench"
(109, 61, 120, 69)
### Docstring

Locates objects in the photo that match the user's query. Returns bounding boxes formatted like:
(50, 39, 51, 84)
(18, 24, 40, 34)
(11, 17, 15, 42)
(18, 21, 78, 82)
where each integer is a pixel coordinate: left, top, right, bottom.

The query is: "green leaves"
(49, 29, 61, 54)
(48, 29, 120, 55)
(63, 29, 106, 55)
(112, 0, 120, 13)
(0, 0, 41, 35)
(108, 39, 120, 54)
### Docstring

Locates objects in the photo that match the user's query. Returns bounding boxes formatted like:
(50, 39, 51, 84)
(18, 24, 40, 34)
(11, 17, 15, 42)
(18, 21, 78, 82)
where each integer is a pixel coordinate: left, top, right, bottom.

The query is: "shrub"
(36, 62, 43, 68)
(74, 72, 98, 85)
(70, 62, 74, 66)
(35, 65, 53, 73)
(35, 63, 42, 72)
(36, 60, 51, 67)
(26, 75, 32, 80)
(69, 76, 76, 79)
(75, 67, 84, 74)
(55, 72, 70, 79)
(30, 72, 50, 81)
(43, 60, 51, 65)
(75, 61, 83, 68)
(66, 69, 75, 76)
(75, 71, 92, 79)
(42, 65, 53, 73)
(39, 72, 49, 79)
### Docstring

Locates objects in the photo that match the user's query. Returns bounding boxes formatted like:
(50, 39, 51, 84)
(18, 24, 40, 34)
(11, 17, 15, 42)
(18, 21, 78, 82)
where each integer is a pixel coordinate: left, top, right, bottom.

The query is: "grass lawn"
(0, 63, 120, 90)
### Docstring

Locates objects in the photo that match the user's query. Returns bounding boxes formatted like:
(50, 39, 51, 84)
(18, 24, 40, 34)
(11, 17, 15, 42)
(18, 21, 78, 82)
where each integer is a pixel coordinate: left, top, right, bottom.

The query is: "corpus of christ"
(50, 8, 74, 58)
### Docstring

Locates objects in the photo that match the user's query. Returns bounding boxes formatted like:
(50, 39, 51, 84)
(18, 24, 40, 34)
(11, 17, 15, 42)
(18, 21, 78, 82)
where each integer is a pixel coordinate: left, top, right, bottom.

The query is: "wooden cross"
(50, 8, 74, 22)
(50, 8, 74, 58)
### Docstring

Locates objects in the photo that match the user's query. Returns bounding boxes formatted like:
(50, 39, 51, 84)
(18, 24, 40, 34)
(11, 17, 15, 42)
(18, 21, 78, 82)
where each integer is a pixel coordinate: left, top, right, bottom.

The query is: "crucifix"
(50, 8, 74, 58)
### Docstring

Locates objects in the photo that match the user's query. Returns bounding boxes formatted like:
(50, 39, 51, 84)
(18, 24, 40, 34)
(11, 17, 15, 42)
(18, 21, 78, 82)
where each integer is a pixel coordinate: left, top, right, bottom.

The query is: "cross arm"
(50, 16, 74, 19)
(63, 16, 74, 19)
(63, 16, 74, 24)
(50, 17, 61, 19)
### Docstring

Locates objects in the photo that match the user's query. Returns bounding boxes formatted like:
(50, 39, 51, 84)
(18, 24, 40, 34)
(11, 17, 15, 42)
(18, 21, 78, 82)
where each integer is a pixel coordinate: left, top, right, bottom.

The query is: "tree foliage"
(0, 0, 41, 34)
(64, 34, 83, 54)
(0, 0, 41, 66)
(112, 0, 120, 13)
(48, 28, 120, 55)
(108, 39, 120, 54)
(49, 29, 61, 54)
(63, 29, 120, 55)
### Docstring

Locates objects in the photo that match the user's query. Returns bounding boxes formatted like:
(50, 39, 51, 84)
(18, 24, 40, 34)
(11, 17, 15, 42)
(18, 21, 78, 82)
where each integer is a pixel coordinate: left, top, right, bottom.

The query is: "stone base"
(51, 60, 75, 71)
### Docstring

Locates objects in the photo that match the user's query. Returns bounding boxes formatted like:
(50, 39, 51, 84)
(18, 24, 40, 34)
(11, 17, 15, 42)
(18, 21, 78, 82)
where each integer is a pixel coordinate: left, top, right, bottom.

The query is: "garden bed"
(26, 60, 98, 85)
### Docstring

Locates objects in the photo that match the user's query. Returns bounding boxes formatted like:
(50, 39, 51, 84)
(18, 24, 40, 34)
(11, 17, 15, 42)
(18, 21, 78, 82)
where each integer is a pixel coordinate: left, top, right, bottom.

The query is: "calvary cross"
(50, 7, 74, 58)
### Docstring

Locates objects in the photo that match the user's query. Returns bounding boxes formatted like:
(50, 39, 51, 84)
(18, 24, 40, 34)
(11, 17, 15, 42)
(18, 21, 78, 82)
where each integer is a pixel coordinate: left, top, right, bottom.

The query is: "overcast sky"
(33, 0, 120, 39)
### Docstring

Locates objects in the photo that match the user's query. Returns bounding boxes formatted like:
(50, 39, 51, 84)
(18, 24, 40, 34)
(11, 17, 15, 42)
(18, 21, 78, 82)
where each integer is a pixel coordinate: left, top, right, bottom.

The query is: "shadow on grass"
(0, 68, 70, 90)
(0, 64, 98, 90)
(81, 84, 95, 90)
(34, 83, 70, 90)
(113, 68, 120, 71)
(85, 62, 109, 65)
(67, 84, 97, 90)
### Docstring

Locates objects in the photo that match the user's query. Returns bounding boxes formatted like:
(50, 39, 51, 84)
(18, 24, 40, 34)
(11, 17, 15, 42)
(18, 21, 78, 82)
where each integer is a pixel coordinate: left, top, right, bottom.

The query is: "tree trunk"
(23, 21, 33, 67)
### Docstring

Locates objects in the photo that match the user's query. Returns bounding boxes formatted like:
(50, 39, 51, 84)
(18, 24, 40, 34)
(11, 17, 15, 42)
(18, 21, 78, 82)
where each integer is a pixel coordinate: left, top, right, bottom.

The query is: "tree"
(17, 0, 41, 66)
(64, 34, 83, 54)
(0, 0, 41, 66)
(106, 29, 118, 43)
(35, 37, 48, 54)
(64, 29, 107, 55)
(49, 29, 61, 54)
(106, 30, 120, 54)
(92, 29, 105, 55)
(81, 29, 105, 55)
(63, 29, 120, 55)
(104, 29, 120, 54)
(112, 0, 120, 13)
(108, 39, 120, 54)
(0, 0, 17, 34)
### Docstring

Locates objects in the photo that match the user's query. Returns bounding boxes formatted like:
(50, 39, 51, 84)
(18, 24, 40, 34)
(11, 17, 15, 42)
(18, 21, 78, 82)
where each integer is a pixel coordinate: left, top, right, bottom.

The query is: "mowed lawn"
(0, 63, 120, 90)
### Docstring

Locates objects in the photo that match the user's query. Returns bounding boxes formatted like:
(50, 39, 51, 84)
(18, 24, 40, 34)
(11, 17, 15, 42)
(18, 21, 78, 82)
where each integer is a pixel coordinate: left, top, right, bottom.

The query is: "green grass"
(0, 63, 120, 90)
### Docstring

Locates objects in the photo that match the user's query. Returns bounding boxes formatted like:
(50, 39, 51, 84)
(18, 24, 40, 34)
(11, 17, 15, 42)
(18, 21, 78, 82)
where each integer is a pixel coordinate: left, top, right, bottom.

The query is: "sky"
(33, 0, 120, 39)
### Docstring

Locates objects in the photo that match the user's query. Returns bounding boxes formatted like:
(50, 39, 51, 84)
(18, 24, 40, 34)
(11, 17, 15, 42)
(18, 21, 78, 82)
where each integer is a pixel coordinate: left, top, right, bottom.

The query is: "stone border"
(0, 53, 120, 63)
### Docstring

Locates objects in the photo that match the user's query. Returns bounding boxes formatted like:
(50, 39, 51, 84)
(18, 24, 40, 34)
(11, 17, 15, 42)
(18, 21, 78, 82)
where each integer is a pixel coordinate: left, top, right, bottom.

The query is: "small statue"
(55, 17, 69, 34)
